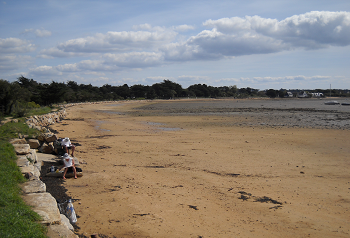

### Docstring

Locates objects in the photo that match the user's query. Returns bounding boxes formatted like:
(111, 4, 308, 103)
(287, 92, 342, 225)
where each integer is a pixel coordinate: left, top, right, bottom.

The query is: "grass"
(0, 121, 47, 238)
(0, 118, 41, 141)
(26, 106, 55, 117)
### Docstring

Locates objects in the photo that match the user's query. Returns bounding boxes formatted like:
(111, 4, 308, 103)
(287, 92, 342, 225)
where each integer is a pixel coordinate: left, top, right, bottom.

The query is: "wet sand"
(50, 98, 350, 237)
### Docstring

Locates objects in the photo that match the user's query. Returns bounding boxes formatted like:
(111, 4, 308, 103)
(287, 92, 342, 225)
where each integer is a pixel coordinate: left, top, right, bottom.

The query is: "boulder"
(60, 214, 74, 231)
(28, 139, 41, 149)
(22, 192, 61, 225)
(33, 165, 41, 178)
(46, 223, 78, 238)
(9, 138, 27, 144)
(20, 166, 36, 180)
(21, 179, 46, 194)
(27, 149, 38, 163)
(45, 134, 57, 143)
(39, 143, 54, 154)
(16, 155, 31, 167)
(13, 144, 30, 155)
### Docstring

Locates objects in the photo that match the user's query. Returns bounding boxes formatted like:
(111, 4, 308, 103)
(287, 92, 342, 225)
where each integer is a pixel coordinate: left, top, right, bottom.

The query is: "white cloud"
(173, 24, 195, 32)
(23, 28, 52, 37)
(29, 65, 61, 76)
(0, 54, 32, 71)
(0, 38, 35, 53)
(203, 11, 350, 49)
(104, 52, 164, 68)
(40, 29, 177, 58)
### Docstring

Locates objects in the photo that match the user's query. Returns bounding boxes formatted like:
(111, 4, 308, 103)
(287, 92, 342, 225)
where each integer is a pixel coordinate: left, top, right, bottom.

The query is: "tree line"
(1, 76, 349, 117)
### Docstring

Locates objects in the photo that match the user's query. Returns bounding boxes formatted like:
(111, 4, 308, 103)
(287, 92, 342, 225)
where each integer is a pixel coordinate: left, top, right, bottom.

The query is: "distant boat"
(324, 101, 340, 105)
(341, 102, 350, 106)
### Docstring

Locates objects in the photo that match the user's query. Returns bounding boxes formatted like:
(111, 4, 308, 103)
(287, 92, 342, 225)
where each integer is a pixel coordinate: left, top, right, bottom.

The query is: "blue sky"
(1, 0, 349, 90)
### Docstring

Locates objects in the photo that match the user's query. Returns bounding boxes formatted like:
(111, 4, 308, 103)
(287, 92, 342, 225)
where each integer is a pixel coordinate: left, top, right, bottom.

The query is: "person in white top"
(62, 153, 77, 179)
(61, 137, 75, 157)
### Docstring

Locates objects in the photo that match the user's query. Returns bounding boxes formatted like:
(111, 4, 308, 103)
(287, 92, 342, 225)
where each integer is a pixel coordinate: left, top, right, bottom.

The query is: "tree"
(266, 89, 278, 98)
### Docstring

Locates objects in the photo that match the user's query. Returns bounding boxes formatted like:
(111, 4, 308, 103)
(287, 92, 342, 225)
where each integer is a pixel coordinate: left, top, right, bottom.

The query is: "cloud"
(0, 38, 35, 53)
(23, 28, 52, 37)
(40, 28, 177, 58)
(173, 24, 195, 32)
(28, 11, 350, 79)
(103, 52, 164, 68)
(0, 54, 32, 71)
(203, 11, 350, 49)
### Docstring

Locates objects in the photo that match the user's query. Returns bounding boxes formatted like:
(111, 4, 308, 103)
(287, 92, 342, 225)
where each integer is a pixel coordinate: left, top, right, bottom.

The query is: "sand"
(50, 99, 350, 238)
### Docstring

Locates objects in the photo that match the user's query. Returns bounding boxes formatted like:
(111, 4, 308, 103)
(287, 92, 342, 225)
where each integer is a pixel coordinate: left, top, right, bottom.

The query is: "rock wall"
(11, 141, 78, 238)
(26, 109, 67, 131)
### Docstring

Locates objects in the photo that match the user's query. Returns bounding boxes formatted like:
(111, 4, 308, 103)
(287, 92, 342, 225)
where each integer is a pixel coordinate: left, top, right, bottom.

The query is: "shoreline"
(49, 99, 350, 237)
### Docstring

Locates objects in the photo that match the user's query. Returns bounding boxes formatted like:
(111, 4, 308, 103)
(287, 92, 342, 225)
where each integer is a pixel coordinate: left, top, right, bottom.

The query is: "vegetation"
(1, 76, 350, 118)
(0, 121, 47, 238)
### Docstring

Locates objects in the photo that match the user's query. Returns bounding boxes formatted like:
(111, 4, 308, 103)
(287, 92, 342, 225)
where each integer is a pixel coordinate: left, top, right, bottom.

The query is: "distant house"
(297, 91, 309, 98)
(311, 92, 324, 97)
(285, 92, 293, 98)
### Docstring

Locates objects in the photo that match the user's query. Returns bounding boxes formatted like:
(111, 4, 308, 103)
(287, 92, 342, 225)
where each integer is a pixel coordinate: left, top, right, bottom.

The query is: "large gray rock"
(28, 139, 41, 149)
(22, 192, 61, 225)
(13, 144, 30, 155)
(21, 179, 46, 194)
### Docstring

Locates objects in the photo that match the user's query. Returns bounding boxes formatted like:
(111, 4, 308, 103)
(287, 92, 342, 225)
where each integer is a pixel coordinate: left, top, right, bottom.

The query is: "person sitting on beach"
(61, 137, 75, 157)
(62, 153, 77, 179)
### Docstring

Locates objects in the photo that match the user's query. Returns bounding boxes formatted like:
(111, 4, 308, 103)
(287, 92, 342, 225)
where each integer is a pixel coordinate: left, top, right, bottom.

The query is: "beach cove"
(50, 98, 350, 237)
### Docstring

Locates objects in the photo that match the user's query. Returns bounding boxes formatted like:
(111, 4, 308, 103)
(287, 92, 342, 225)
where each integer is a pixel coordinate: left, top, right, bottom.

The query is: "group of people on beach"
(60, 137, 77, 179)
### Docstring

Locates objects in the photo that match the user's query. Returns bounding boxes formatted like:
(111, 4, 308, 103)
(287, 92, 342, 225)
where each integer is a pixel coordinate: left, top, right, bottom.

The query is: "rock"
(24, 172, 34, 180)
(39, 143, 54, 154)
(41, 133, 57, 143)
(20, 165, 35, 179)
(16, 155, 31, 167)
(60, 214, 74, 231)
(46, 223, 78, 238)
(27, 149, 38, 163)
(22, 192, 61, 225)
(21, 179, 46, 193)
(9, 138, 27, 144)
(33, 165, 41, 178)
(28, 139, 41, 149)
(13, 144, 31, 155)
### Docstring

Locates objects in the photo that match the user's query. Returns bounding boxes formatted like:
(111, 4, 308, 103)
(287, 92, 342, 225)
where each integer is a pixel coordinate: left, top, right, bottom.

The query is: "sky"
(1, 0, 350, 90)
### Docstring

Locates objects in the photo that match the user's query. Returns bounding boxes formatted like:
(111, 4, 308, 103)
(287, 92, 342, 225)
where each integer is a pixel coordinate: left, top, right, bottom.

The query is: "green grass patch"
(0, 122, 47, 237)
(0, 119, 41, 142)
(26, 106, 55, 117)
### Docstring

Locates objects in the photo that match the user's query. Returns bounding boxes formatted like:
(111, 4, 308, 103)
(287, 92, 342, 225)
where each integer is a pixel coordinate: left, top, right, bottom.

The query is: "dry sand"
(50, 99, 350, 238)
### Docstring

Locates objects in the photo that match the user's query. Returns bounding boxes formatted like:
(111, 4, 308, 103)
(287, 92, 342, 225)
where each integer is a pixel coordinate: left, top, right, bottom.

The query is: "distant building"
(297, 91, 309, 98)
(285, 92, 293, 98)
(311, 92, 324, 97)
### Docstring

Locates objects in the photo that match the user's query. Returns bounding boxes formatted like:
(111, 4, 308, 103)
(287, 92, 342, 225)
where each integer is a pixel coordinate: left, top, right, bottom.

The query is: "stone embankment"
(10, 137, 77, 238)
(25, 101, 119, 131)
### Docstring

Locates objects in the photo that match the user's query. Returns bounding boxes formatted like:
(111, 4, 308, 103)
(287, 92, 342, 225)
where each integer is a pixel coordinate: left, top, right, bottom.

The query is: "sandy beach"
(49, 98, 350, 237)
